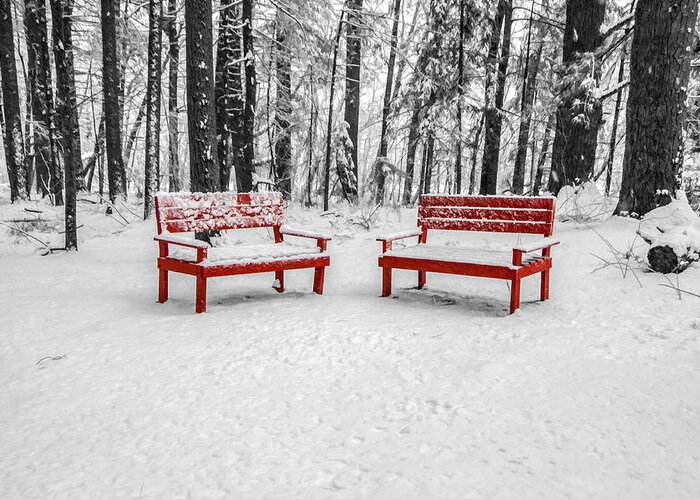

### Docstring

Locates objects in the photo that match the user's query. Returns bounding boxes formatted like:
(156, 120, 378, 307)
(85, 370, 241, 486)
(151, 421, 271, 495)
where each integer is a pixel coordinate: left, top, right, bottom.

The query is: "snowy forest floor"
(1, 193, 700, 499)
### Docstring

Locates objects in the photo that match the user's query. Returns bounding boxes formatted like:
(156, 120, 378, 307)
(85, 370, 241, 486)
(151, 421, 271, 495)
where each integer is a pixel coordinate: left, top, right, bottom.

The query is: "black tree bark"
(615, 0, 699, 216)
(344, 0, 363, 198)
(185, 0, 219, 192)
(0, 0, 27, 202)
(548, 0, 606, 194)
(239, 0, 255, 192)
(274, 11, 293, 199)
(166, 0, 180, 191)
(143, 0, 162, 218)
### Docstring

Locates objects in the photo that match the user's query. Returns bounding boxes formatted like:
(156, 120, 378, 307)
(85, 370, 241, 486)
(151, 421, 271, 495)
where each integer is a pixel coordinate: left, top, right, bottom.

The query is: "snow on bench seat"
(170, 242, 324, 266)
(384, 244, 544, 270)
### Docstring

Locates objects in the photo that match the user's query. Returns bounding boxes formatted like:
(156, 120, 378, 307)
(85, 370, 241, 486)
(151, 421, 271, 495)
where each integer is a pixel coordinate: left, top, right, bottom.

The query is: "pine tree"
(615, 0, 699, 215)
(143, 0, 163, 218)
(166, 0, 180, 191)
(343, 0, 363, 199)
(0, 0, 27, 202)
(240, 0, 256, 192)
(274, 10, 293, 199)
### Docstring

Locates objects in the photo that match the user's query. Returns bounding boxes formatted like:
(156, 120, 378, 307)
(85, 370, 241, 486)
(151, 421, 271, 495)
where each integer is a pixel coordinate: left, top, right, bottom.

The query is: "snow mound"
(641, 192, 700, 260)
(556, 182, 616, 222)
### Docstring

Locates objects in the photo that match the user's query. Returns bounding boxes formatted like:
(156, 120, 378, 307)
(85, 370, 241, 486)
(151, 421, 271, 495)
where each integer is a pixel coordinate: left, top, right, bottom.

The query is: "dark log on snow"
(647, 245, 680, 274)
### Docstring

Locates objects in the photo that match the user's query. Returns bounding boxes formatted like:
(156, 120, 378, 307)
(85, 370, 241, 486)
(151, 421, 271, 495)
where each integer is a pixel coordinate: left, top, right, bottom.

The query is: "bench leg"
(313, 266, 325, 295)
(381, 267, 392, 297)
(196, 275, 207, 313)
(418, 271, 426, 289)
(274, 271, 285, 293)
(158, 269, 168, 303)
(510, 278, 521, 314)
(540, 269, 550, 301)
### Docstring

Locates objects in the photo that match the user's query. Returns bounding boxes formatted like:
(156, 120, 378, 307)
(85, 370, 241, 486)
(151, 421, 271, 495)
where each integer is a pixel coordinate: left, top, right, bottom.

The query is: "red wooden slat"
(163, 214, 284, 233)
(156, 191, 283, 209)
(378, 255, 516, 279)
(420, 195, 555, 210)
(420, 218, 551, 235)
(418, 206, 551, 222)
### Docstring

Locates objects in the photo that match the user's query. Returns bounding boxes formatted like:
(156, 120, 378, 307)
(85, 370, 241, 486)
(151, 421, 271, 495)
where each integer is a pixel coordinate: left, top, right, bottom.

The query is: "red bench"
(154, 192, 331, 313)
(377, 195, 558, 314)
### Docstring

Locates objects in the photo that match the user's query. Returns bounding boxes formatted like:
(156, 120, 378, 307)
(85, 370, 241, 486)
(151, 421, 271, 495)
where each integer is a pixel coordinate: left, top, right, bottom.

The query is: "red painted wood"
(196, 275, 207, 313)
(382, 267, 392, 297)
(158, 269, 168, 303)
(418, 271, 426, 289)
(510, 278, 521, 314)
(378, 255, 516, 279)
(202, 255, 330, 278)
(418, 206, 552, 223)
(313, 267, 326, 294)
(420, 195, 555, 209)
(420, 218, 550, 235)
(274, 270, 285, 293)
(541, 269, 550, 301)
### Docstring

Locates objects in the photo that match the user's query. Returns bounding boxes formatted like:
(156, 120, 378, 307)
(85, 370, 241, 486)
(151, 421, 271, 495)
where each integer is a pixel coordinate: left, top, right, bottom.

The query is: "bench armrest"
(377, 227, 424, 253)
(155, 234, 209, 262)
(280, 225, 332, 241)
(513, 237, 560, 253)
(376, 228, 423, 242)
(154, 234, 210, 249)
(512, 237, 559, 266)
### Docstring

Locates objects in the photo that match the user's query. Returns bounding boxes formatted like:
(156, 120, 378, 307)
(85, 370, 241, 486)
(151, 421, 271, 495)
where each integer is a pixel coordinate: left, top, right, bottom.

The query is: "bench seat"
(170, 241, 325, 265)
(383, 244, 544, 269)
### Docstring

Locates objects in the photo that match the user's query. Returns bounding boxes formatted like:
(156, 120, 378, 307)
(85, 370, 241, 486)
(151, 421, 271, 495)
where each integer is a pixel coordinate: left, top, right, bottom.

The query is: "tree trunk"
(143, 0, 162, 218)
(0, 0, 28, 202)
(239, 0, 255, 192)
(185, 0, 219, 193)
(373, 0, 401, 205)
(402, 106, 421, 205)
(480, 0, 512, 195)
(51, 0, 79, 248)
(468, 114, 484, 194)
(274, 10, 293, 199)
(102, 0, 127, 202)
(615, 0, 699, 216)
(85, 113, 105, 192)
(344, 0, 362, 198)
(548, 0, 606, 195)
(422, 132, 435, 195)
(323, 10, 345, 211)
(454, 0, 465, 195)
(533, 112, 555, 195)
(215, 0, 243, 191)
(605, 47, 627, 197)
(166, 0, 180, 192)
(123, 95, 147, 171)
(512, 21, 543, 194)
(24, 0, 58, 202)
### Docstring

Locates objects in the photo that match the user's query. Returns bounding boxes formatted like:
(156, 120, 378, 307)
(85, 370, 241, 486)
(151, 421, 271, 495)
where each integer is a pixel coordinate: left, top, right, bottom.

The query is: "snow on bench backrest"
(418, 195, 556, 236)
(155, 192, 284, 234)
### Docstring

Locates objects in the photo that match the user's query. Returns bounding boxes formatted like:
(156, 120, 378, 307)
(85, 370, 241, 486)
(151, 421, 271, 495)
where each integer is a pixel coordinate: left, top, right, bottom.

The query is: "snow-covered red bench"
(154, 192, 331, 313)
(377, 195, 558, 314)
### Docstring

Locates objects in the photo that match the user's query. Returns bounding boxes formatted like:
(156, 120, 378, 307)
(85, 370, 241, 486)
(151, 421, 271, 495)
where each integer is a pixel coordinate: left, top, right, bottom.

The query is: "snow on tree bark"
(0, 0, 28, 202)
(480, 0, 512, 195)
(548, 0, 606, 195)
(185, 0, 219, 193)
(240, 0, 256, 193)
(215, 0, 244, 192)
(274, 10, 293, 200)
(615, 0, 699, 216)
(24, 0, 59, 202)
(101, 0, 127, 202)
(143, 0, 163, 219)
(344, 0, 363, 199)
(166, 0, 180, 192)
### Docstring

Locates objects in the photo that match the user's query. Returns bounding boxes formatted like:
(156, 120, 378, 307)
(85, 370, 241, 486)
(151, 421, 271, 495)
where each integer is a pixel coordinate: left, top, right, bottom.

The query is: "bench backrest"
(418, 195, 556, 237)
(155, 192, 284, 234)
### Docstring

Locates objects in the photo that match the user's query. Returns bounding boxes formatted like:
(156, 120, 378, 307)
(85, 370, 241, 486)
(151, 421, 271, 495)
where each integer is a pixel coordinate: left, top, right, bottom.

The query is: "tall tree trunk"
(166, 0, 180, 191)
(533, 112, 555, 195)
(274, 10, 292, 199)
(51, 0, 79, 247)
(143, 0, 162, 218)
(402, 106, 421, 205)
(615, 0, 698, 216)
(123, 95, 147, 170)
(480, 0, 512, 195)
(422, 132, 435, 195)
(185, 0, 219, 193)
(454, 0, 465, 195)
(344, 0, 362, 198)
(215, 0, 243, 191)
(469, 114, 484, 194)
(548, 0, 607, 194)
(323, 10, 345, 211)
(24, 0, 58, 201)
(512, 40, 543, 194)
(0, 0, 27, 202)
(85, 113, 105, 192)
(605, 47, 627, 197)
(239, 0, 255, 192)
(373, 0, 401, 205)
(102, 0, 127, 202)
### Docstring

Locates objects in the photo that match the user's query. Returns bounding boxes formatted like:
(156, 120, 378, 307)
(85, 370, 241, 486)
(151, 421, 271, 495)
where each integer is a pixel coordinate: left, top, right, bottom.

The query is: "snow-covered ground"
(1, 197, 700, 499)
